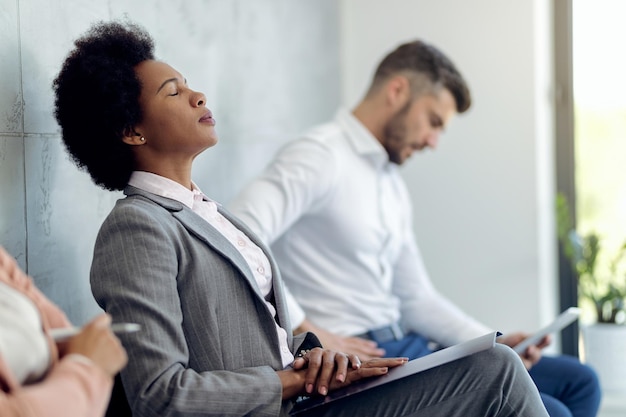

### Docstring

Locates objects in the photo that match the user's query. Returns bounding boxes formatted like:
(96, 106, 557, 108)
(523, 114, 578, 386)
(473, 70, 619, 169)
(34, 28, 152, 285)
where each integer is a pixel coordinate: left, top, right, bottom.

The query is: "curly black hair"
(53, 21, 155, 191)
(369, 40, 471, 113)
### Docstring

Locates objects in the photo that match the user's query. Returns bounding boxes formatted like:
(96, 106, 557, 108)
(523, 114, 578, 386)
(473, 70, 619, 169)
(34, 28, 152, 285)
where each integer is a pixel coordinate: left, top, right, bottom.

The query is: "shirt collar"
(128, 171, 211, 209)
(335, 108, 390, 169)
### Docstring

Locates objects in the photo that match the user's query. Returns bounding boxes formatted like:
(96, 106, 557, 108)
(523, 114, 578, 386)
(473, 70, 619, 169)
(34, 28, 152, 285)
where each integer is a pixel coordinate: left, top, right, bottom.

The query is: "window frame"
(554, 0, 579, 357)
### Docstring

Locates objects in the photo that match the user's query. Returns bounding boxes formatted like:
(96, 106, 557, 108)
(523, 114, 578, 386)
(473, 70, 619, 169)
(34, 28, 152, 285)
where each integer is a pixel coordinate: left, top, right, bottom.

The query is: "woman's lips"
(199, 110, 216, 125)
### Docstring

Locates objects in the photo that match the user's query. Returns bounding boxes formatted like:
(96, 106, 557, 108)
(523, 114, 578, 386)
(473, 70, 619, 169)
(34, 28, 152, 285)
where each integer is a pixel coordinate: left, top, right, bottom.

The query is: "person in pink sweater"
(0, 246, 128, 417)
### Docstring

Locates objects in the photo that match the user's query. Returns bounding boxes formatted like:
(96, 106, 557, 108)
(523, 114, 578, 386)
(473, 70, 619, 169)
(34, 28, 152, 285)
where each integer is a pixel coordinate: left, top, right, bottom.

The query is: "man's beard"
(382, 105, 410, 165)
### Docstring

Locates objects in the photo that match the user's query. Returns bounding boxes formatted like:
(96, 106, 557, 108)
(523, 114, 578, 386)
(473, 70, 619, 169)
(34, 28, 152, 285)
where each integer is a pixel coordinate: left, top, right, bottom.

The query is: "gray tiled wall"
(0, 0, 340, 324)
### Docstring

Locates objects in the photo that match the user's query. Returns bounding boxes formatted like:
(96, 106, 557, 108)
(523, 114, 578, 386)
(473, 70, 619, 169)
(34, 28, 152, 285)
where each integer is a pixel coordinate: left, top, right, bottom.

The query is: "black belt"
(356, 322, 405, 343)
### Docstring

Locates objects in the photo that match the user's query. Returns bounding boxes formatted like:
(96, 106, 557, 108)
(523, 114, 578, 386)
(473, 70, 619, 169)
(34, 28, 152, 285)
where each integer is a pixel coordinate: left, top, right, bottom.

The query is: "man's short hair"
(370, 40, 471, 113)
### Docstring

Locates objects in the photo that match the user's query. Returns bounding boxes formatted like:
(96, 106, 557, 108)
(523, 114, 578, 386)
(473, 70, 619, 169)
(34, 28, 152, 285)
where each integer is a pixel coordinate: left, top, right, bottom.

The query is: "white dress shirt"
(229, 109, 491, 347)
(128, 171, 294, 367)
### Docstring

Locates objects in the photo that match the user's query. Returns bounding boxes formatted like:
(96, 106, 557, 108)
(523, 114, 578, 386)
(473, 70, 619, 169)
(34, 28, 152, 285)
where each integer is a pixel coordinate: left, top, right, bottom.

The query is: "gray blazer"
(90, 186, 311, 417)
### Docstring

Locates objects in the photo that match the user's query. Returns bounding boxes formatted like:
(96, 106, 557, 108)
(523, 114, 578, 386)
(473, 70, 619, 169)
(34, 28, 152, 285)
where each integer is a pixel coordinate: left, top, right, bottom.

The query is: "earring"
(140, 137, 146, 142)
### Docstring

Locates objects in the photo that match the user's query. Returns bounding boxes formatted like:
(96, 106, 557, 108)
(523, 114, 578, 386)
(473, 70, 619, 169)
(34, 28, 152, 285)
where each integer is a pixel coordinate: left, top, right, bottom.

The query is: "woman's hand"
(282, 348, 408, 398)
(62, 314, 128, 376)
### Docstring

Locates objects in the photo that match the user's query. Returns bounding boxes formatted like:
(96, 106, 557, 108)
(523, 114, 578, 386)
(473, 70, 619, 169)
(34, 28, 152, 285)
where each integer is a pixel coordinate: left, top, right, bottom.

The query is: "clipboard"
(291, 331, 500, 414)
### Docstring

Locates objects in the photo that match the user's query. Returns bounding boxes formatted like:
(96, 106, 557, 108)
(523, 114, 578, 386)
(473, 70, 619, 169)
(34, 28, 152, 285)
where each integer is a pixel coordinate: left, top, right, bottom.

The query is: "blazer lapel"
(124, 186, 264, 301)
(178, 205, 293, 345)
(123, 186, 293, 346)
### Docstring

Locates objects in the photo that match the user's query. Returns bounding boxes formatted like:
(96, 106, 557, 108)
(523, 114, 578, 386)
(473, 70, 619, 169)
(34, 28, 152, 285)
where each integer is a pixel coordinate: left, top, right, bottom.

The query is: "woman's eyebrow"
(156, 77, 179, 94)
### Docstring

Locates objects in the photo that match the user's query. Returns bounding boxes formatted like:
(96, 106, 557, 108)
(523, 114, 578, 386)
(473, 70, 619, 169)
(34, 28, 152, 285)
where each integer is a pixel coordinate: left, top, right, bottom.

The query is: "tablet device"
(512, 307, 581, 354)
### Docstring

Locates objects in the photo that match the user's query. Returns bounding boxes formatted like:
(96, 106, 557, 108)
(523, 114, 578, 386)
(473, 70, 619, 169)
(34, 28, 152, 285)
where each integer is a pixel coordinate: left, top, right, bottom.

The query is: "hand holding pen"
(57, 314, 131, 377)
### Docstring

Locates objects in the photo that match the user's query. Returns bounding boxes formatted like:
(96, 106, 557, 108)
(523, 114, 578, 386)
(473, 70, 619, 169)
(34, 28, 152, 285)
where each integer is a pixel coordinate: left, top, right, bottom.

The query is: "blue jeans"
(378, 333, 601, 417)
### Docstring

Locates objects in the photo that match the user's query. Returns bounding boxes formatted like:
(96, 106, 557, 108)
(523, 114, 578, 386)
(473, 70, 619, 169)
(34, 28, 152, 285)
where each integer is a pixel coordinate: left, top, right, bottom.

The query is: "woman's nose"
(192, 91, 206, 107)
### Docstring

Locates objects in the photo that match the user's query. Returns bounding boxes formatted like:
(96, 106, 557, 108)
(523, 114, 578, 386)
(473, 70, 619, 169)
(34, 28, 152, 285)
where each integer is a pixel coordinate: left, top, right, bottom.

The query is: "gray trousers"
(295, 344, 549, 417)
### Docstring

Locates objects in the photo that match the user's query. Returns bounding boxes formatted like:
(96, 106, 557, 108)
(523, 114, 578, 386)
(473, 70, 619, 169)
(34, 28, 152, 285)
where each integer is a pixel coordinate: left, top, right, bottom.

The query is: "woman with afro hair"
(53, 20, 549, 417)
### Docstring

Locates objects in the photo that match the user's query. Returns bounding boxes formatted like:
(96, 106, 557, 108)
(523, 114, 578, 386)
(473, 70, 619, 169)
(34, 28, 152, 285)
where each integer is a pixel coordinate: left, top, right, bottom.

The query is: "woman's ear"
(122, 128, 145, 146)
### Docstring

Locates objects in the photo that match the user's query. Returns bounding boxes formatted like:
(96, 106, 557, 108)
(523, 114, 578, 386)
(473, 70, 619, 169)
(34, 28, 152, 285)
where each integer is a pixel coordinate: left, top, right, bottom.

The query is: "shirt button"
(257, 266, 265, 274)
(281, 347, 290, 353)
(237, 239, 245, 247)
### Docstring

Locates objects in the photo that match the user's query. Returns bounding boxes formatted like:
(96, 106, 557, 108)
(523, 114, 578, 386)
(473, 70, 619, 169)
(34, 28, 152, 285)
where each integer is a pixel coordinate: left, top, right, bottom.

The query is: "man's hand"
(497, 332, 551, 370)
(294, 319, 385, 360)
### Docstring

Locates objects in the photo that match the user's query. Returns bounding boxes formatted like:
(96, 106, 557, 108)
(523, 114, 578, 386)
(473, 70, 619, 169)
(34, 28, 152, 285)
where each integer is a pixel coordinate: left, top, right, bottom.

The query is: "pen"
(49, 322, 141, 342)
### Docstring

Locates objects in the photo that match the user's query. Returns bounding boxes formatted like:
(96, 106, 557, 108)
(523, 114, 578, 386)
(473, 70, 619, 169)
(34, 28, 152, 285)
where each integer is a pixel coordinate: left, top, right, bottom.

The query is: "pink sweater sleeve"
(0, 355, 113, 417)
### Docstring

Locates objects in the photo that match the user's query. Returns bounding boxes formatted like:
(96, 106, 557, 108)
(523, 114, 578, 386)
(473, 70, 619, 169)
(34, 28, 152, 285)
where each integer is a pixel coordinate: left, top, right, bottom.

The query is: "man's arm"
(230, 139, 386, 360)
(228, 138, 337, 244)
(391, 223, 492, 347)
(285, 283, 384, 360)
(294, 319, 385, 361)
(393, 229, 547, 365)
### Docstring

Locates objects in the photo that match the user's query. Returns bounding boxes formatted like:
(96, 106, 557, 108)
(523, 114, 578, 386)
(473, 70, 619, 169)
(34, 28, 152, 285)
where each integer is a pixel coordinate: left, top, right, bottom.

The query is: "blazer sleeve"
(0, 354, 112, 417)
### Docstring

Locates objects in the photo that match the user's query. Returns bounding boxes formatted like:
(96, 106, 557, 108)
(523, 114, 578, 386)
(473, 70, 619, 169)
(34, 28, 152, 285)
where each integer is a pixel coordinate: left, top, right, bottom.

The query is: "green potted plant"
(556, 193, 626, 324)
(556, 192, 626, 394)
